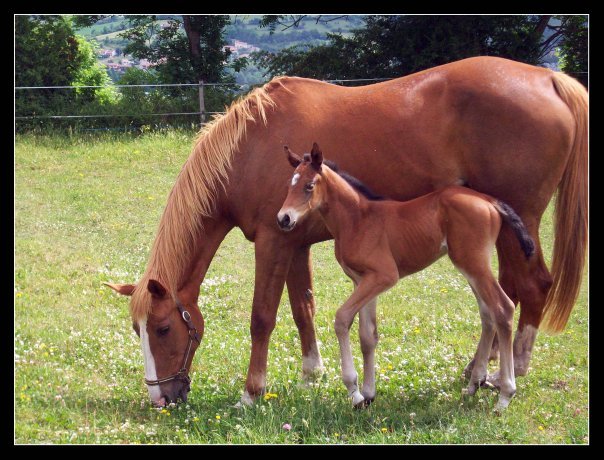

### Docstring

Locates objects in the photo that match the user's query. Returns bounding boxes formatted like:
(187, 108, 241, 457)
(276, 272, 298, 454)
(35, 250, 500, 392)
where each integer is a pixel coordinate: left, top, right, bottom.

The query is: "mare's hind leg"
(358, 298, 378, 404)
(496, 223, 552, 377)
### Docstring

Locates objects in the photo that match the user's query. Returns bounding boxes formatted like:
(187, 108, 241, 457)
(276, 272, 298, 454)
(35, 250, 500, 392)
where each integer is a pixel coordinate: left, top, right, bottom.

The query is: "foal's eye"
(305, 182, 315, 192)
(157, 326, 170, 336)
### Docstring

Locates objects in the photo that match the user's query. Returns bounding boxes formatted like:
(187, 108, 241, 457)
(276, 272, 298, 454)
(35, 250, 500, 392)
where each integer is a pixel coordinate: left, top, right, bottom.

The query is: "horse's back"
(260, 57, 574, 213)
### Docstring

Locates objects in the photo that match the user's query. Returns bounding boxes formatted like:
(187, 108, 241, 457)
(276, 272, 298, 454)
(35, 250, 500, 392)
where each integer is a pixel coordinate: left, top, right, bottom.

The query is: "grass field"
(14, 131, 588, 444)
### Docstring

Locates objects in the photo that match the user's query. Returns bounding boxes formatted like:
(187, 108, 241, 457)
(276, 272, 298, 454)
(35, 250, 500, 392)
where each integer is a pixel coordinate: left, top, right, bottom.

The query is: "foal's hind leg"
(465, 286, 497, 396)
(465, 276, 517, 409)
(358, 298, 378, 404)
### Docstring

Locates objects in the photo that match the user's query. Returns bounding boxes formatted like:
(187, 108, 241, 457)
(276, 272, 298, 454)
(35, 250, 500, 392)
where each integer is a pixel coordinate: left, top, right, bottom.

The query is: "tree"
(16, 15, 84, 87)
(15, 15, 116, 125)
(119, 15, 239, 84)
(253, 15, 587, 82)
(553, 16, 588, 86)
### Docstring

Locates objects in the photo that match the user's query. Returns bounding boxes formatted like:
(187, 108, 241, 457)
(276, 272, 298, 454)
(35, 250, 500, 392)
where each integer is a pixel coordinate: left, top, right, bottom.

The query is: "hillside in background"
(76, 15, 366, 84)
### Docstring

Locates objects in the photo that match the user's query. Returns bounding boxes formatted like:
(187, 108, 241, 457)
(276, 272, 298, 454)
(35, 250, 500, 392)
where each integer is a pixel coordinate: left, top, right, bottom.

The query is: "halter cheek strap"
(144, 298, 201, 387)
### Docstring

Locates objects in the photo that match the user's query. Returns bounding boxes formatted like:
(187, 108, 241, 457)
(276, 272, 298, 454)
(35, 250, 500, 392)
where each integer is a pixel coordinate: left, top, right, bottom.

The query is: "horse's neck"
(318, 168, 366, 239)
(164, 215, 233, 296)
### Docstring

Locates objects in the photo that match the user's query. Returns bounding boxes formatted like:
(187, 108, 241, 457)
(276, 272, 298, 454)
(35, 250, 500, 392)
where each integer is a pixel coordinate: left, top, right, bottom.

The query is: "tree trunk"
(182, 15, 203, 81)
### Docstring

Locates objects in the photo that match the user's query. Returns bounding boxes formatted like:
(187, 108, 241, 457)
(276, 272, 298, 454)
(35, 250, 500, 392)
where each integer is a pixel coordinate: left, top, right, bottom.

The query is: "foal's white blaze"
(291, 173, 300, 186)
(138, 318, 163, 404)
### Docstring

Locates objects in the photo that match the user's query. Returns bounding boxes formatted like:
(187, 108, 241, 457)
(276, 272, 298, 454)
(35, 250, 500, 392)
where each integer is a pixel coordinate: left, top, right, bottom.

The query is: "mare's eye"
(157, 326, 170, 336)
(305, 183, 315, 192)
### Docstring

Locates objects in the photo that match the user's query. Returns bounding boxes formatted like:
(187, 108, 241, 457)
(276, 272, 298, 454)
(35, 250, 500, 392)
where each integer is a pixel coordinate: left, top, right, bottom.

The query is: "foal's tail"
(492, 200, 536, 260)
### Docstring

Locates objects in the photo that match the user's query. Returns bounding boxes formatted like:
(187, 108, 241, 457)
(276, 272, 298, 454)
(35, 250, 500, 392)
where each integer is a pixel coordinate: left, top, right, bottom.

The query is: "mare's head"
(105, 280, 205, 407)
(277, 143, 326, 232)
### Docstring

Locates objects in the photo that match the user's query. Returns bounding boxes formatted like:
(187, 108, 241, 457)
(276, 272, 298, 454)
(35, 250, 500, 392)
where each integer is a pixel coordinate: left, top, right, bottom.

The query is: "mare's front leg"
(335, 273, 396, 407)
(240, 230, 294, 405)
(286, 245, 324, 383)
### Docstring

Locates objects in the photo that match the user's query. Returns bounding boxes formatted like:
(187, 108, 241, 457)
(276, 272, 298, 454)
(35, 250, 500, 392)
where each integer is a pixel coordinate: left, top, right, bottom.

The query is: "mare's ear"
(147, 279, 167, 299)
(284, 146, 302, 168)
(104, 282, 136, 297)
(310, 142, 323, 168)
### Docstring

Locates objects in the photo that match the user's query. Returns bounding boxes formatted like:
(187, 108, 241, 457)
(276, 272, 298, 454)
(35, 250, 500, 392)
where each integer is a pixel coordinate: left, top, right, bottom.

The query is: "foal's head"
(277, 143, 325, 232)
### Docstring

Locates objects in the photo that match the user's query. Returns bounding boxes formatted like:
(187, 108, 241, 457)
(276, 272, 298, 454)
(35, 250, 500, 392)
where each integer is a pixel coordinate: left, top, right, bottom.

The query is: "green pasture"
(14, 131, 588, 444)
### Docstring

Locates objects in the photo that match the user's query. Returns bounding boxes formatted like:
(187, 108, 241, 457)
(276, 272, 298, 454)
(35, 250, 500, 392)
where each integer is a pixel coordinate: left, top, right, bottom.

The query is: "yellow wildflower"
(381, 427, 388, 433)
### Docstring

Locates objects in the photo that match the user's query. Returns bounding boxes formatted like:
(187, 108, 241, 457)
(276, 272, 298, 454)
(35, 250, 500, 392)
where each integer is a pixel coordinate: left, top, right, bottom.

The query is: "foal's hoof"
(350, 390, 366, 408)
(353, 398, 373, 410)
(494, 395, 514, 413)
(354, 397, 375, 409)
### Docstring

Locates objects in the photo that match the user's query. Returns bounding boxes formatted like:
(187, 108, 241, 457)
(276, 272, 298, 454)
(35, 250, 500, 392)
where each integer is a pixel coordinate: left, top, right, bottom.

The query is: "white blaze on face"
(291, 173, 300, 186)
(138, 318, 162, 403)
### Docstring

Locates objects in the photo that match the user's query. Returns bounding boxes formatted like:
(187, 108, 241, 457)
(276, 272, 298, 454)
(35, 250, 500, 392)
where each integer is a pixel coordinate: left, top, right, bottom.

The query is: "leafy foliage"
(253, 15, 585, 80)
(16, 15, 85, 87)
(15, 16, 119, 130)
(554, 16, 588, 85)
(120, 15, 233, 83)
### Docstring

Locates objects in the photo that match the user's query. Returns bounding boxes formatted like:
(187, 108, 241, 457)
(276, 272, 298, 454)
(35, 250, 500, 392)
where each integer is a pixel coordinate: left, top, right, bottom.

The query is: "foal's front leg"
(335, 274, 395, 407)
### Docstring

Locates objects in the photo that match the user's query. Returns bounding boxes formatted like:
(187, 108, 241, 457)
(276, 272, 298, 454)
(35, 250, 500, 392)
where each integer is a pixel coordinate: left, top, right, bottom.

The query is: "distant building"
(138, 59, 152, 70)
(224, 39, 261, 57)
(97, 49, 116, 59)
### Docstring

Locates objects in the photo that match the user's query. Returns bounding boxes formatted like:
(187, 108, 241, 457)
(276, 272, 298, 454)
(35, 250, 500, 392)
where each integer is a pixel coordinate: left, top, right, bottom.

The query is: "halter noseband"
(144, 298, 201, 387)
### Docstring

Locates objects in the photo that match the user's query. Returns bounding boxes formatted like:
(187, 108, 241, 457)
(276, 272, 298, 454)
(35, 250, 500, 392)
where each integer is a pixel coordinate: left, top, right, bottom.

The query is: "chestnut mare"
(105, 56, 587, 407)
(278, 144, 536, 410)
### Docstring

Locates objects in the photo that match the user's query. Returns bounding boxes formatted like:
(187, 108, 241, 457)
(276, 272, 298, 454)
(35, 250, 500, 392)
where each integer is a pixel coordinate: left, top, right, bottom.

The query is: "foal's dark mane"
(323, 159, 385, 201)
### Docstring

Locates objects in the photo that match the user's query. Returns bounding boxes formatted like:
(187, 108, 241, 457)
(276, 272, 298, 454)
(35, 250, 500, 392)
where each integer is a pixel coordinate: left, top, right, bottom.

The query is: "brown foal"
(277, 143, 535, 410)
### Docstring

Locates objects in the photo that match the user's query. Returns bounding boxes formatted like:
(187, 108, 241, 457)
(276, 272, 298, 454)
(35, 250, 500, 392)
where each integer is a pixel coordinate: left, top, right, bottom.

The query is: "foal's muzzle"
(277, 212, 296, 231)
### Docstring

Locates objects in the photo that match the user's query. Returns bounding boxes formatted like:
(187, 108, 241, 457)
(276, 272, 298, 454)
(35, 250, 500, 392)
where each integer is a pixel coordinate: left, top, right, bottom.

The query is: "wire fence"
(14, 72, 587, 131)
(14, 78, 397, 130)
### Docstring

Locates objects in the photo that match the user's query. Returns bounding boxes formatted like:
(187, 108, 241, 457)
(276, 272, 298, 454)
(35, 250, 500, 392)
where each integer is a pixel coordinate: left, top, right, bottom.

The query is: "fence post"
(198, 80, 206, 124)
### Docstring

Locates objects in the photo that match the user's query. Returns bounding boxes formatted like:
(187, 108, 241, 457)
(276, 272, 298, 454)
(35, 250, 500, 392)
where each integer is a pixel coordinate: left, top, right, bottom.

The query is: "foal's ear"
(104, 282, 137, 297)
(147, 279, 167, 299)
(310, 142, 323, 167)
(284, 145, 302, 168)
